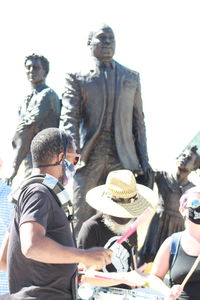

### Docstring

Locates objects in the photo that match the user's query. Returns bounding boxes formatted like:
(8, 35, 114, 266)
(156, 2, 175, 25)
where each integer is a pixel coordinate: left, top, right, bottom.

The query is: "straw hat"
(86, 170, 157, 218)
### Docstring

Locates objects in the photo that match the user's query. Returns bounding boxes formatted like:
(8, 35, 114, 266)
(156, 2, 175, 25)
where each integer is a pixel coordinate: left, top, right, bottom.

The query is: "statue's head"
(24, 53, 49, 86)
(87, 24, 116, 61)
(176, 145, 200, 172)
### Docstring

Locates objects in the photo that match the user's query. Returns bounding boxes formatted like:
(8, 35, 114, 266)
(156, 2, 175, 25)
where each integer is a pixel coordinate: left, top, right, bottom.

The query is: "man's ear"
(57, 152, 64, 163)
(179, 206, 185, 216)
(179, 206, 187, 218)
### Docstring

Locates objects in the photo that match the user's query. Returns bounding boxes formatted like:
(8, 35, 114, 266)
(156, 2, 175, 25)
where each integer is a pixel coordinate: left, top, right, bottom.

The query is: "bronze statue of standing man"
(8, 54, 61, 185)
(61, 24, 153, 233)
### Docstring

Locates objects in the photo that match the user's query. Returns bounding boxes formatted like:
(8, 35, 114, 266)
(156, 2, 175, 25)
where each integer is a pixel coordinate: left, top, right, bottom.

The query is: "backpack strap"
(169, 231, 183, 286)
(9, 174, 74, 221)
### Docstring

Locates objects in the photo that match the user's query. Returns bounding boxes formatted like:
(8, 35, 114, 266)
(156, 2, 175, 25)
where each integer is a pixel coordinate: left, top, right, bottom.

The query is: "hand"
(5, 168, 17, 186)
(121, 264, 148, 287)
(81, 247, 112, 270)
(139, 160, 154, 188)
(166, 284, 183, 300)
(140, 160, 152, 174)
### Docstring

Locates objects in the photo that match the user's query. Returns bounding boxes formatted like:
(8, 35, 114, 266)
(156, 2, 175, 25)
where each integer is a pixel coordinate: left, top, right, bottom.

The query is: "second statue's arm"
(61, 73, 82, 153)
(132, 74, 151, 174)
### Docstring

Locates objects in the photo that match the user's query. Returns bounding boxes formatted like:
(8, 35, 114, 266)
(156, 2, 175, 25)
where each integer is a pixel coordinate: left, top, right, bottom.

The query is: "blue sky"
(0, 0, 200, 175)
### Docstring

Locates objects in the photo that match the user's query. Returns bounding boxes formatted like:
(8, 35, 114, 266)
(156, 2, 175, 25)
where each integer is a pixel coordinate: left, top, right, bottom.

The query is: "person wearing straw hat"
(77, 169, 157, 285)
(151, 187, 200, 300)
(77, 171, 183, 299)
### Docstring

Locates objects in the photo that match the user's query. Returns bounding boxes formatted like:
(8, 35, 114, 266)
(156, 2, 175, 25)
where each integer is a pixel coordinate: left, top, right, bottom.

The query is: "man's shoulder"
(20, 182, 53, 197)
(16, 182, 55, 210)
(82, 213, 103, 227)
(37, 86, 60, 100)
(65, 60, 140, 80)
(64, 66, 94, 82)
(115, 60, 139, 77)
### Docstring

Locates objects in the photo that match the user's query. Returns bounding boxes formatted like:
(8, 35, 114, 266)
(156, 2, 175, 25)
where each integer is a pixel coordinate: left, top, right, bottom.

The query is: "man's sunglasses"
(66, 152, 81, 165)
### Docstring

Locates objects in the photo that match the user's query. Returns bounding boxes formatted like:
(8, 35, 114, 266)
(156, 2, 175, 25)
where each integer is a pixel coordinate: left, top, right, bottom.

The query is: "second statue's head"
(87, 24, 116, 61)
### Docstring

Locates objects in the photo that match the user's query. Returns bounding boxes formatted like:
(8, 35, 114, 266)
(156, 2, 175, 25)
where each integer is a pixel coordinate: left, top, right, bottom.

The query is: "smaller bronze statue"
(7, 54, 61, 185)
(139, 145, 200, 263)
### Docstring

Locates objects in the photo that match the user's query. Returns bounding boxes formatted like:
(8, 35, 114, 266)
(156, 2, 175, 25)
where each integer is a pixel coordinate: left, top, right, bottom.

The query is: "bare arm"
(151, 236, 171, 279)
(80, 263, 147, 287)
(149, 237, 183, 299)
(80, 268, 147, 287)
(20, 221, 112, 270)
(0, 231, 9, 271)
(80, 271, 126, 287)
(7, 128, 34, 184)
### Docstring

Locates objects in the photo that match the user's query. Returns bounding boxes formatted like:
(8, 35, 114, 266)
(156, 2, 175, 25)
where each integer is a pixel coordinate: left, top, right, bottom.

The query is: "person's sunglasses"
(189, 199, 200, 209)
(66, 152, 81, 165)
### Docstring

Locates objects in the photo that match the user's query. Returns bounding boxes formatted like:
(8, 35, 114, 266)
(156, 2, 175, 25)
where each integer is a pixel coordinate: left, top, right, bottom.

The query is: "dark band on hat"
(102, 192, 138, 204)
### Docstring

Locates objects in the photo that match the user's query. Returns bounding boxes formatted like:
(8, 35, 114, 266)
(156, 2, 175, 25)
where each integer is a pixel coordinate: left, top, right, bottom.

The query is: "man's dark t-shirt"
(7, 183, 76, 300)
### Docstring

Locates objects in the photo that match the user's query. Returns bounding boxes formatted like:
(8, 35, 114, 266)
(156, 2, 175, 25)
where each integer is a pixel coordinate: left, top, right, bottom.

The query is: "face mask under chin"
(61, 160, 76, 186)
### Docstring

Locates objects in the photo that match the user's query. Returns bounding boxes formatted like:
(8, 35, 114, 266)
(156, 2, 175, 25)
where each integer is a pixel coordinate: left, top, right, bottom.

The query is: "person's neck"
(31, 80, 46, 90)
(101, 58, 112, 63)
(175, 169, 189, 186)
(31, 167, 57, 179)
(185, 221, 200, 242)
(95, 57, 113, 64)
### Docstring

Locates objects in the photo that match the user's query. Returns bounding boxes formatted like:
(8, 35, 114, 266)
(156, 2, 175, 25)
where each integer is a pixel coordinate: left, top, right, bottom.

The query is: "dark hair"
(177, 145, 200, 171)
(189, 145, 200, 170)
(24, 53, 49, 76)
(190, 145, 198, 154)
(31, 128, 74, 165)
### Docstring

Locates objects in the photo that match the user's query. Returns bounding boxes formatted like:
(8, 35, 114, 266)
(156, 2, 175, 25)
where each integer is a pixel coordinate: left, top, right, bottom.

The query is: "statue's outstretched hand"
(140, 160, 154, 188)
(5, 168, 17, 186)
(141, 160, 153, 174)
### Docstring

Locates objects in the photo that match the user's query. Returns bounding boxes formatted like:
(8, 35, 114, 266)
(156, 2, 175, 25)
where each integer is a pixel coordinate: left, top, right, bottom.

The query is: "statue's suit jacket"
(12, 85, 61, 173)
(62, 60, 149, 174)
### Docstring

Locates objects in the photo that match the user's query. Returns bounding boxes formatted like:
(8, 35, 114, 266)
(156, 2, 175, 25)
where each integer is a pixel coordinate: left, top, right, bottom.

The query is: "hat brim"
(86, 183, 157, 218)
